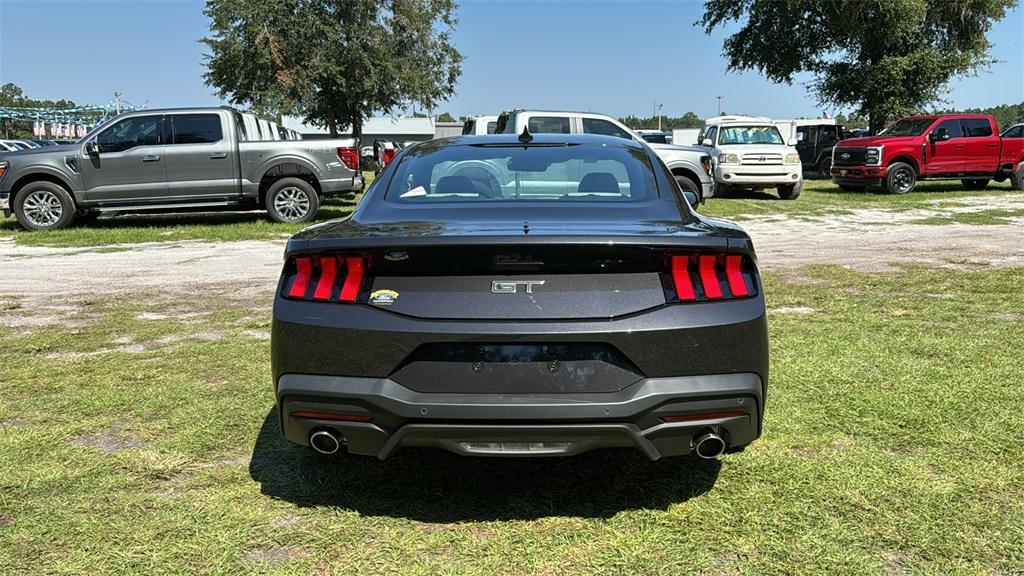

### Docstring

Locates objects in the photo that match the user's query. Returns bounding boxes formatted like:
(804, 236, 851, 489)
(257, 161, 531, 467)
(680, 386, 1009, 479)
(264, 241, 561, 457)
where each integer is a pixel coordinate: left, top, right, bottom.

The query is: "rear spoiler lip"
(288, 234, 756, 259)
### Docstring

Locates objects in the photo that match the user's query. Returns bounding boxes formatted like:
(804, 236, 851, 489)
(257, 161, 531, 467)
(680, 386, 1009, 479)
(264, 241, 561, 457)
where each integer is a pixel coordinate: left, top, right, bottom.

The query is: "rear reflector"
(666, 253, 756, 303)
(662, 411, 747, 423)
(284, 255, 367, 303)
(291, 411, 372, 422)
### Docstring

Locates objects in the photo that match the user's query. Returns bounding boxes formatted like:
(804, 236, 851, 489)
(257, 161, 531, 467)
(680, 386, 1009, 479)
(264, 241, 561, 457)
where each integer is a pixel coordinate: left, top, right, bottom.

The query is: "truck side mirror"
(85, 140, 99, 155)
(930, 128, 950, 142)
(787, 138, 798, 146)
(701, 138, 713, 147)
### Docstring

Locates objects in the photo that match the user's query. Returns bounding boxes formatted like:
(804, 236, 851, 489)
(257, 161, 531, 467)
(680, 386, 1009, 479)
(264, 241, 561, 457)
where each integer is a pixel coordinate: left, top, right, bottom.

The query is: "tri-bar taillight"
(667, 253, 756, 302)
(284, 255, 366, 303)
(337, 146, 359, 171)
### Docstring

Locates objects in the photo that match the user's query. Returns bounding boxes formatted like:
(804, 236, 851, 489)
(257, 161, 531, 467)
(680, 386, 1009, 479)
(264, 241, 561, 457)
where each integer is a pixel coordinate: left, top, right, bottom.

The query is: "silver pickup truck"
(0, 107, 362, 230)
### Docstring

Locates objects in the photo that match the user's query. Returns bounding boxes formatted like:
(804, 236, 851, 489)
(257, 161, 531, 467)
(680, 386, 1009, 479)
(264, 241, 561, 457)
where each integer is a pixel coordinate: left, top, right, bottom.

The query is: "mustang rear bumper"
(276, 372, 763, 459)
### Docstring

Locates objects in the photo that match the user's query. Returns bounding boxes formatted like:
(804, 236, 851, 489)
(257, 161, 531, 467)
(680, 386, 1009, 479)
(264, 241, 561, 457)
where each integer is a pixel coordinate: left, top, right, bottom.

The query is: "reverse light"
(667, 253, 756, 302)
(337, 146, 359, 171)
(720, 153, 740, 164)
(284, 254, 367, 303)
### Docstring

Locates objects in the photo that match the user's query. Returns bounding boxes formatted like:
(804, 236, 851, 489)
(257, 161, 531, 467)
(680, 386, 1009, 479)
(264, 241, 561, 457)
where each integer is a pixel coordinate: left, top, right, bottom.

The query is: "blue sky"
(1, 0, 1022, 120)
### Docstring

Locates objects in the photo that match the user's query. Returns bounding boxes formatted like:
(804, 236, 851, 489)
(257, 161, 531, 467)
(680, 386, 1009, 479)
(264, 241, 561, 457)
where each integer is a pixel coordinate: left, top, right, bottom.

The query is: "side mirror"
(701, 138, 713, 147)
(930, 128, 950, 142)
(85, 140, 99, 155)
(787, 138, 798, 146)
(682, 189, 700, 210)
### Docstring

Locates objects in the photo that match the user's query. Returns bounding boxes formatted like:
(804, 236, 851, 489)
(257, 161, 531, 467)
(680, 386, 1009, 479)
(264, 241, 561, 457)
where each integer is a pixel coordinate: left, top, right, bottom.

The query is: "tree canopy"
(700, 0, 1017, 131)
(202, 0, 462, 139)
(620, 112, 702, 130)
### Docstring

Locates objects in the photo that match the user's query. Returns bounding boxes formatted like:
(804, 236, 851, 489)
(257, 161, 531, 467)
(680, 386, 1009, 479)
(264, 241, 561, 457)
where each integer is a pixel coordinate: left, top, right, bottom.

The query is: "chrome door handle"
(209, 152, 227, 159)
(142, 155, 161, 162)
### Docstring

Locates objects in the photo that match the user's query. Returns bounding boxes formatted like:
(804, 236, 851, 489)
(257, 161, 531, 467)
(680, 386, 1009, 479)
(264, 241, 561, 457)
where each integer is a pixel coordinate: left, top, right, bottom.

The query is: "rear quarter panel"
(239, 139, 357, 192)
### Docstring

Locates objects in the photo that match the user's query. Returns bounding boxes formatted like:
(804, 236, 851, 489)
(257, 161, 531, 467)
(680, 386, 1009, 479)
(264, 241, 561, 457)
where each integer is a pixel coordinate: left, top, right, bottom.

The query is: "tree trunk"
(351, 116, 362, 146)
(868, 111, 881, 135)
(327, 113, 337, 138)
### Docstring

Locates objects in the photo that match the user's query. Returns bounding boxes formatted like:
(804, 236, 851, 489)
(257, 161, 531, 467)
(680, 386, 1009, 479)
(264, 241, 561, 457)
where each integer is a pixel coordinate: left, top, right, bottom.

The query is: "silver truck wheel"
(266, 178, 320, 223)
(13, 182, 76, 231)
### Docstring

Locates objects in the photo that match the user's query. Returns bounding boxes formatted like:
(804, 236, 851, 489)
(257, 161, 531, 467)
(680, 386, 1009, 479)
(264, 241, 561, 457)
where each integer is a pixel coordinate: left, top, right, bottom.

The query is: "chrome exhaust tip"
(694, 432, 726, 459)
(309, 430, 341, 455)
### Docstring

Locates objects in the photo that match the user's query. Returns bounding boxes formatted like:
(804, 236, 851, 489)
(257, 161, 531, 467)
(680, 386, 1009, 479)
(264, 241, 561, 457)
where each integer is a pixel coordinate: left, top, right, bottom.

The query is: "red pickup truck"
(830, 114, 1024, 194)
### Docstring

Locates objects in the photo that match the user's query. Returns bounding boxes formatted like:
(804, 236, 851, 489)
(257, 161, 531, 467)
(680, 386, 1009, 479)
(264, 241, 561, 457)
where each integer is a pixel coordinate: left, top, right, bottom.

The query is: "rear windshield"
(385, 143, 658, 202)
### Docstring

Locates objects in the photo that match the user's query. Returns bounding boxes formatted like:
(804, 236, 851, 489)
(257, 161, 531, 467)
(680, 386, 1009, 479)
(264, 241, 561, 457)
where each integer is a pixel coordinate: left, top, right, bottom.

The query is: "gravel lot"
(1, 194, 1022, 310)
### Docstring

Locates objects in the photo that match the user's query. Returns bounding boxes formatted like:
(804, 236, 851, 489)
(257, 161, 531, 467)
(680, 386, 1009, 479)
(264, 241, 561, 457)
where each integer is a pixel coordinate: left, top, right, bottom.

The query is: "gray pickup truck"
(0, 107, 362, 230)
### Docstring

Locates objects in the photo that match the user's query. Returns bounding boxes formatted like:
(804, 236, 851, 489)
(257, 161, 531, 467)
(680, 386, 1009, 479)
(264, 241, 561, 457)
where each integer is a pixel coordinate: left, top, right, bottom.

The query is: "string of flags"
(1, 101, 142, 139)
(31, 121, 89, 139)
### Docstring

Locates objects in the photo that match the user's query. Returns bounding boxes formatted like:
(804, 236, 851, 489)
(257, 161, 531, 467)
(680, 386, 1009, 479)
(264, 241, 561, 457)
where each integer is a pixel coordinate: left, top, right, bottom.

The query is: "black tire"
(777, 180, 802, 200)
(1010, 163, 1024, 191)
(817, 156, 832, 177)
(265, 177, 320, 223)
(961, 179, 989, 190)
(838, 184, 866, 192)
(673, 174, 701, 195)
(12, 181, 76, 231)
(882, 162, 916, 195)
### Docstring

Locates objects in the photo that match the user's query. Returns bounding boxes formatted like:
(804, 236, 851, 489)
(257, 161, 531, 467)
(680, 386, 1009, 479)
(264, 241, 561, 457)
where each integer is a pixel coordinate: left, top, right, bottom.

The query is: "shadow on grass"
(249, 408, 722, 521)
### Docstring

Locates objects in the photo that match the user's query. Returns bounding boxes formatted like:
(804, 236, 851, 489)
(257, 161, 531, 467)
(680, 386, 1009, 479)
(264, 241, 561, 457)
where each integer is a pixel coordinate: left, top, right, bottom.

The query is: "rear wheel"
(266, 178, 320, 223)
(883, 162, 916, 194)
(13, 182, 76, 231)
(961, 178, 989, 190)
(1010, 163, 1024, 191)
(838, 184, 865, 192)
(777, 181, 802, 200)
(817, 156, 832, 177)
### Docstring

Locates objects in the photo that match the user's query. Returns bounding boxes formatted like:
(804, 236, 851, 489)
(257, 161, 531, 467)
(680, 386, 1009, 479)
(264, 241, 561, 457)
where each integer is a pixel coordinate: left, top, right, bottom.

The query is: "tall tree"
(699, 0, 1017, 132)
(202, 0, 462, 139)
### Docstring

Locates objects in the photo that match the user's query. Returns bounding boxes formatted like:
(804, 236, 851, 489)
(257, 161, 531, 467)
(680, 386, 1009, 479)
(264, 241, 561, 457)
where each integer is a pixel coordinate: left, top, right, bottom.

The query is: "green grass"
(2, 175, 1021, 248)
(700, 177, 1021, 220)
(0, 173, 375, 248)
(909, 208, 1024, 226)
(2, 266, 1023, 574)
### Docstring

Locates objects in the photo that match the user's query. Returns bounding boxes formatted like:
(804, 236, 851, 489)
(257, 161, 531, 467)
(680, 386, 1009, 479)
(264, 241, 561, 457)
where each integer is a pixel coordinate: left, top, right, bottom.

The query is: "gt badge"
(491, 280, 545, 294)
(370, 289, 399, 306)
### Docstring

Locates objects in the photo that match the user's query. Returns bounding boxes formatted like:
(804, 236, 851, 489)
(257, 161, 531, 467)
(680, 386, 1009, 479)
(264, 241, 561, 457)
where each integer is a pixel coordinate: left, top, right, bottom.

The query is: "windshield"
(385, 142, 658, 203)
(718, 125, 784, 145)
(878, 118, 936, 137)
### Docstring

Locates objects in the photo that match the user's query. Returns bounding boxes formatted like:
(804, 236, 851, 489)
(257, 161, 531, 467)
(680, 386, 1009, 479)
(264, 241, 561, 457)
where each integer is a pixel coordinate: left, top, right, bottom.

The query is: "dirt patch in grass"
(72, 426, 144, 453)
(243, 546, 305, 565)
(0, 513, 15, 527)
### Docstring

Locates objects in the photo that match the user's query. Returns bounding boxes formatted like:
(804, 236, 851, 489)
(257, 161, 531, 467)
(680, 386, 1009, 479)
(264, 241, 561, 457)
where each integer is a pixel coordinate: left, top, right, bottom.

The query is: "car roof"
(412, 133, 649, 149)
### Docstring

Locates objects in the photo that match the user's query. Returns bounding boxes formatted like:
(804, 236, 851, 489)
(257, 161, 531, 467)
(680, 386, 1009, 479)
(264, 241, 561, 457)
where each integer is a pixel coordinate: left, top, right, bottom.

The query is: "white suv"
(496, 110, 716, 200)
(699, 115, 803, 199)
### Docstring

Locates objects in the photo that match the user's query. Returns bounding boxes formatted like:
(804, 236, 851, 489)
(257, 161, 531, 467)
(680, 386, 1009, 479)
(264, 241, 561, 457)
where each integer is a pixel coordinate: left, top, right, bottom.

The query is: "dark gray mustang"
(271, 133, 768, 461)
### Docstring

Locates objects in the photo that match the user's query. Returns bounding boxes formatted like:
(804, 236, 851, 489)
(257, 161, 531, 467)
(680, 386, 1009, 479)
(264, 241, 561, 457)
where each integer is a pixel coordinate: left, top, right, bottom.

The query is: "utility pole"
(113, 92, 121, 114)
(716, 96, 723, 116)
(658, 103, 663, 131)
